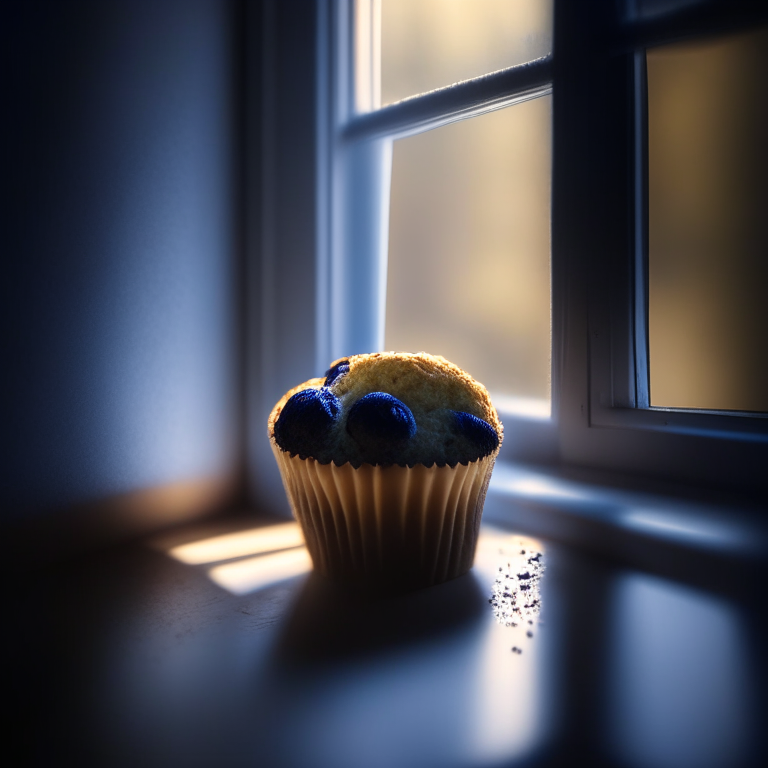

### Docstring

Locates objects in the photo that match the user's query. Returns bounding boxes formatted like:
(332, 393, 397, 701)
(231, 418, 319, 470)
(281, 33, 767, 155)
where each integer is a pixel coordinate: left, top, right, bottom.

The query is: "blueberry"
(346, 392, 416, 459)
(452, 411, 499, 458)
(324, 360, 350, 387)
(274, 388, 340, 457)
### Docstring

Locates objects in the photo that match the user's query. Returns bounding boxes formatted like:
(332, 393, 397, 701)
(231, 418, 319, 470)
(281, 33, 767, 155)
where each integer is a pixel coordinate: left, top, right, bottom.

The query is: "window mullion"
(343, 56, 553, 142)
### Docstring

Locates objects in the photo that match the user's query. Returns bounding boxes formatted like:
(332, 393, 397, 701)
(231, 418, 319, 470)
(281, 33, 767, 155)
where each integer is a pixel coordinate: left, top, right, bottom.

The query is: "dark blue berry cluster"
(274, 359, 499, 465)
(324, 360, 350, 386)
(273, 387, 341, 460)
(274, 360, 350, 459)
(346, 392, 417, 465)
(452, 411, 499, 459)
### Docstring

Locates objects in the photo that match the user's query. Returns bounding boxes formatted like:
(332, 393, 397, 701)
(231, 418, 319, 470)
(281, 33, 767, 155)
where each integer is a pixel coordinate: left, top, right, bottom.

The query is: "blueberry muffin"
(268, 352, 502, 590)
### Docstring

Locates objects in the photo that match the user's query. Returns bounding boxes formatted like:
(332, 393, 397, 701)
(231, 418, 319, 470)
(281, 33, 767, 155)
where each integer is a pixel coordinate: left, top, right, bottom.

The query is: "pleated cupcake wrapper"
(271, 441, 496, 589)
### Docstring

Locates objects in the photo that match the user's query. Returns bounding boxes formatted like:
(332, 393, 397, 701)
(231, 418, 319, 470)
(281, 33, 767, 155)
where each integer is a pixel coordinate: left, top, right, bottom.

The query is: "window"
(561, 0, 768, 496)
(250, 0, 768, 517)
(319, 0, 557, 477)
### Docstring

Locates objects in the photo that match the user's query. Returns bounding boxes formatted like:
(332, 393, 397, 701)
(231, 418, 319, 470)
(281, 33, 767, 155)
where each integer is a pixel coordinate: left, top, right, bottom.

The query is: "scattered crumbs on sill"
(488, 546, 545, 629)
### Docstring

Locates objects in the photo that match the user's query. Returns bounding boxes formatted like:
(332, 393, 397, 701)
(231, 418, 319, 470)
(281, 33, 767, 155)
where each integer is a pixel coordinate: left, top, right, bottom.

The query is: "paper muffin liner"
(271, 441, 496, 590)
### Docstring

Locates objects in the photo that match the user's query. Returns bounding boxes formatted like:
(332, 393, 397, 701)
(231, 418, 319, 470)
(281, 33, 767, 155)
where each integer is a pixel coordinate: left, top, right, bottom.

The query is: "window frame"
(553, 0, 768, 498)
(248, 0, 768, 519)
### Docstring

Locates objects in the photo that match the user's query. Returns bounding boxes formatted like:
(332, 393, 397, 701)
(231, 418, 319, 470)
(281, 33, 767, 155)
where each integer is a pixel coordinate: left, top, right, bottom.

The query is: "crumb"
(489, 549, 545, 627)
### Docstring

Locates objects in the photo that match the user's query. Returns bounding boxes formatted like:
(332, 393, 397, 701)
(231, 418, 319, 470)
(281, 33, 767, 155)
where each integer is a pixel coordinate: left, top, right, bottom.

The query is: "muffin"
(268, 352, 503, 590)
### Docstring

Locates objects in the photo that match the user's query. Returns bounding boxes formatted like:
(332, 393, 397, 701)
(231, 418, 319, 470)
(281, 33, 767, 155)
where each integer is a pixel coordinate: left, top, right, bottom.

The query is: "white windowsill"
(485, 460, 768, 586)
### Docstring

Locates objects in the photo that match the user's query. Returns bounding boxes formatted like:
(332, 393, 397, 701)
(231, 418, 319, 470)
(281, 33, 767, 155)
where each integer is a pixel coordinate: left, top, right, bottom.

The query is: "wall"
(2, 0, 242, 553)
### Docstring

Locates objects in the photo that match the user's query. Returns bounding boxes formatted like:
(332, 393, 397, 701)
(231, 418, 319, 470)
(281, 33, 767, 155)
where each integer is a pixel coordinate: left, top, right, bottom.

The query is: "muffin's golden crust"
(333, 352, 502, 435)
(268, 352, 503, 467)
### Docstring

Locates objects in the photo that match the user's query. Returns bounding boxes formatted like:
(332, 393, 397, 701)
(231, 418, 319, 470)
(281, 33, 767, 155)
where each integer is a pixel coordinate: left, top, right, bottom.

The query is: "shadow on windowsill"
(272, 569, 486, 666)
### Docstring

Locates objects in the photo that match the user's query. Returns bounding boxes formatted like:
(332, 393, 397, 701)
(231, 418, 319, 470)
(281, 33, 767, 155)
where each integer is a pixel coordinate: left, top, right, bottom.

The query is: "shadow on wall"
(2, 0, 240, 524)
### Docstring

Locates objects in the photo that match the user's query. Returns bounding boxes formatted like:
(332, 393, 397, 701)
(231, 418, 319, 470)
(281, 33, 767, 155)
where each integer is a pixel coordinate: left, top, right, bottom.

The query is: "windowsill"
(11, 488, 766, 766)
(485, 459, 768, 594)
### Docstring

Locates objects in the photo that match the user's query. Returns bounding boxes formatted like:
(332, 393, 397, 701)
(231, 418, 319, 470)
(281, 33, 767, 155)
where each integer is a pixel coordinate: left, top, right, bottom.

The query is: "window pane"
(381, 0, 552, 107)
(385, 98, 552, 414)
(648, 27, 768, 412)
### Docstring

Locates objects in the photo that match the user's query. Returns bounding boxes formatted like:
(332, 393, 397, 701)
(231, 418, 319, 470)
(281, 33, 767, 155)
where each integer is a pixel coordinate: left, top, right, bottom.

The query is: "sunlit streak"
(621, 509, 755, 551)
(208, 547, 312, 595)
(168, 521, 305, 565)
(472, 528, 546, 763)
(490, 465, 585, 502)
(475, 527, 544, 562)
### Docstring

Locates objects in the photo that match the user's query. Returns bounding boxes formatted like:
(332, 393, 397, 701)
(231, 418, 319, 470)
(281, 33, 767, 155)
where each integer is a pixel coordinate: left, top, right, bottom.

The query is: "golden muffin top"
(268, 352, 503, 467)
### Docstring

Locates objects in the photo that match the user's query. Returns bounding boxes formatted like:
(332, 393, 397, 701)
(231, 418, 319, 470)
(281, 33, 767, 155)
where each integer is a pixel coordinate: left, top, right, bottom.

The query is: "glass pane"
(385, 98, 552, 416)
(381, 0, 552, 107)
(648, 27, 768, 412)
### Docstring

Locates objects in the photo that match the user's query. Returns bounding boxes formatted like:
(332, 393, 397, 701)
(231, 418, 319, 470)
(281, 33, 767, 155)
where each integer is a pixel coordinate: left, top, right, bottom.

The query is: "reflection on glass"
(609, 574, 751, 768)
(385, 98, 552, 409)
(648, 27, 768, 411)
(381, 0, 552, 106)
